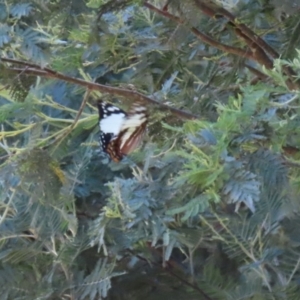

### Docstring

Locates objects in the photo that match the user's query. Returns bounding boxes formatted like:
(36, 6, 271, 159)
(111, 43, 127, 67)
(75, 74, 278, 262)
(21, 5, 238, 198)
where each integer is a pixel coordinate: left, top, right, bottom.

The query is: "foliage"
(2, 0, 300, 299)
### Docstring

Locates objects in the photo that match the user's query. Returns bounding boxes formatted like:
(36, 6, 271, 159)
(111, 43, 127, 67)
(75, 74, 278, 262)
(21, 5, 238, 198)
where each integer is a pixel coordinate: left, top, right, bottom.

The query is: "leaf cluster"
(2, 1, 300, 300)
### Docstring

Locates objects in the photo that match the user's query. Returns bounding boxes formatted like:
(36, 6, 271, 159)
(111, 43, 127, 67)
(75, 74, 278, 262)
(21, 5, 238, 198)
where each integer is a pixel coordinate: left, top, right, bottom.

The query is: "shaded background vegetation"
(2, 0, 300, 299)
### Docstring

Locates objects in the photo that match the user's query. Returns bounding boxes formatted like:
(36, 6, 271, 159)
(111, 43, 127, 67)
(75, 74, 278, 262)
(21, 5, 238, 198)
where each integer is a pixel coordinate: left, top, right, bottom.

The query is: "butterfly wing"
(97, 100, 126, 157)
(97, 100, 148, 162)
(110, 103, 148, 160)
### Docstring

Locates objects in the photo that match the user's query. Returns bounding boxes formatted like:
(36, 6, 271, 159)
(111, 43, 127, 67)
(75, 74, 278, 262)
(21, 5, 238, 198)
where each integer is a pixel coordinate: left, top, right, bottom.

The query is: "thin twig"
(126, 249, 214, 300)
(0, 188, 16, 226)
(287, 256, 300, 285)
(0, 234, 36, 243)
(1, 58, 197, 120)
(151, 138, 177, 158)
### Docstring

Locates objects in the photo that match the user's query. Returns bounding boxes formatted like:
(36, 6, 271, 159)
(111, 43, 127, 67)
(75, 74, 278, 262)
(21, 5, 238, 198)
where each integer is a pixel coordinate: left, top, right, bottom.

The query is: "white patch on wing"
(133, 106, 147, 112)
(107, 106, 121, 112)
(100, 113, 126, 136)
(120, 114, 147, 130)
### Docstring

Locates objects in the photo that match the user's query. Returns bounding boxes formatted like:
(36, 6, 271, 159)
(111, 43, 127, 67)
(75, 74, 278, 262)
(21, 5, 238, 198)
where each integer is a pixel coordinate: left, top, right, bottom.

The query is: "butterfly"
(97, 100, 148, 162)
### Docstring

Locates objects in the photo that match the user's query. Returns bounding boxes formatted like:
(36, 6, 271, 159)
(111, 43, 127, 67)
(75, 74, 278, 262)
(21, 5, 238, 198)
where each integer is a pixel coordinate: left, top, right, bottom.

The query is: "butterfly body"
(97, 100, 148, 162)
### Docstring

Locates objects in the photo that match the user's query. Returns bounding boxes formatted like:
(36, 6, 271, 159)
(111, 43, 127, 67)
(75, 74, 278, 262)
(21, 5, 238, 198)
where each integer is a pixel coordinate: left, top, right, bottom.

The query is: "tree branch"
(144, 2, 253, 61)
(193, 0, 279, 59)
(192, 0, 299, 89)
(1, 57, 197, 120)
(146, 1, 299, 89)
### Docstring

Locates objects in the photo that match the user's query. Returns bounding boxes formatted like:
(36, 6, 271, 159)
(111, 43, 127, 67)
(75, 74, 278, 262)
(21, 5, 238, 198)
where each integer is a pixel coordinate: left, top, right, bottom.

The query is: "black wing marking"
(97, 100, 126, 154)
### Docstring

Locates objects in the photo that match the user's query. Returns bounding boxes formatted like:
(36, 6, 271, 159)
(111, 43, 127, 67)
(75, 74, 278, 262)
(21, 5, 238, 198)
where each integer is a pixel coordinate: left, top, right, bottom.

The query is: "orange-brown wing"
(107, 103, 148, 162)
(106, 140, 123, 162)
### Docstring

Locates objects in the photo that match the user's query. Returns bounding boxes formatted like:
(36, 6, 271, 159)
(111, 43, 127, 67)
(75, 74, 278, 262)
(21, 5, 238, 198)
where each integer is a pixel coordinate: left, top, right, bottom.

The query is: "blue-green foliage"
(2, 0, 300, 299)
(10, 3, 32, 18)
